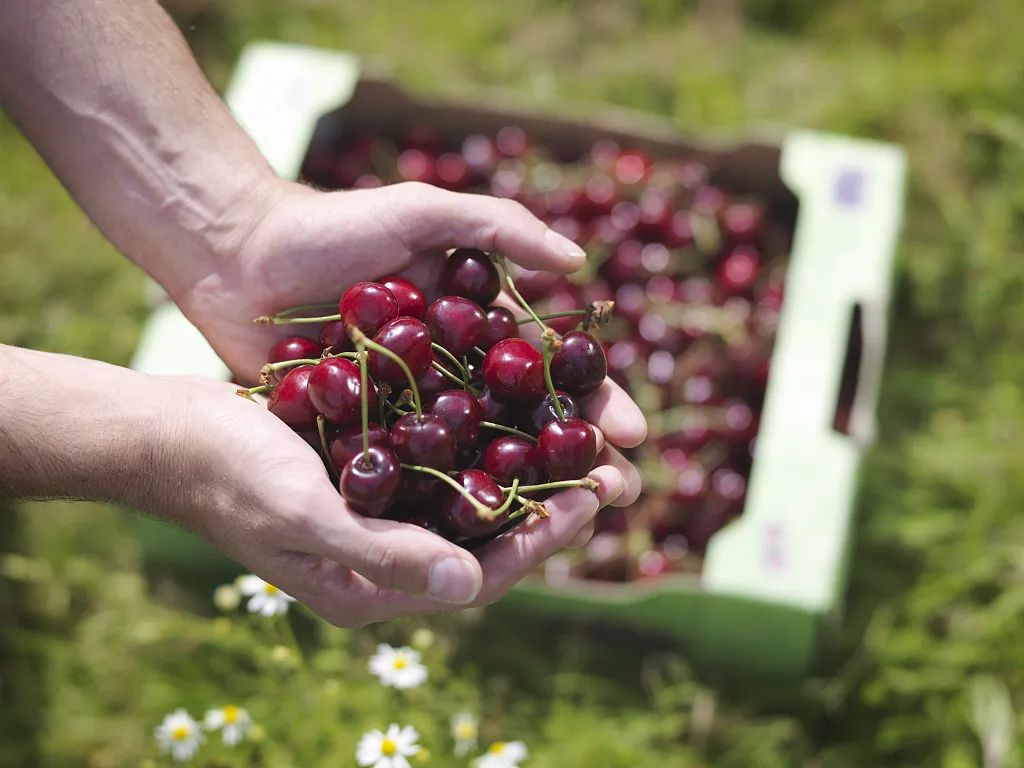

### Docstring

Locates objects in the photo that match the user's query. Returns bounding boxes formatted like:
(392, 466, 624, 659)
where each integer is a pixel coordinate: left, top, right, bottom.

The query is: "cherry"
(319, 321, 353, 353)
(612, 150, 650, 185)
(441, 249, 501, 305)
(415, 360, 452, 406)
(403, 511, 452, 539)
(379, 275, 427, 319)
(710, 467, 747, 508)
(435, 152, 471, 190)
(541, 287, 583, 335)
(340, 447, 401, 517)
(482, 436, 545, 486)
(443, 469, 508, 538)
(519, 390, 579, 436)
(396, 148, 437, 183)
(477, 387, 516, 424)
(671, 461, 709, 504)
(600, 240, 645, 285)
(550, 331, 607, 397)
(368, 317, 432, 383)
(430, 389, 484, 449)
(424, 296, 486, 357)
(396, 471, 445, 506)
(536, 418, 597, 481)
(480, 307, 520, 350)
(720, 202, 764, 243)
(482, 338, 545, 400)
(307, 357, 373, 426)
(330, 423, 390, 471)
(267, 365, 319, 431)
(457, 444, 485, 471)
(716, 245, 760, 294)
(390, 413, 457, 471)
(339, 282, 399, 335)
(495, 126, 528, 157)
(267, 336, 320, 381)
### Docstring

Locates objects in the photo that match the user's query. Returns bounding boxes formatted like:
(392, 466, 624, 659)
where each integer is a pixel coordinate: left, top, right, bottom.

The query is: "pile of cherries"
(300, 122, 793, 580)
(244, 248, 609, 544)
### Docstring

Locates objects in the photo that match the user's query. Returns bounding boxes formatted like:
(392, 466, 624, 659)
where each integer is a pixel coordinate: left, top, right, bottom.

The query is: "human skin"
(0, 0, 644, 625)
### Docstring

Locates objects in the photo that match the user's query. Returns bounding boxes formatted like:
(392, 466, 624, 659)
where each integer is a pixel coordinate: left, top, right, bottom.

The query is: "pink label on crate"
(763, 523, 787, 572)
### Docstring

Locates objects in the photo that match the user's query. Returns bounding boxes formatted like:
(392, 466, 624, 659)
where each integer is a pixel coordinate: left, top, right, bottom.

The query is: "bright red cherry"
(612, 151, 650, 185)
(340, 447, 401, 517)
(368, 317, 432, 383)
(479, 307, 520, 350)
(330, 423, 391, 471)
(319, 321, 353, 353)
(536, 418, 598, 481)
(396, 148, 437, 183)
(307, 357, 373, 426)
(716, 245, 760, 294)
(443, 470, 508, 538)
(519, 390, 579, 436)
(379, 275, 427, 319)
(720, 202, 764, 243)
(482, 436, 545, 486)
(550, 331, 607, 397)
(482, 338, 545, 400)
(441, 249, 500, 306)
(267, 336, 320, 382)
(267, 365, 318, 431)
(339, 282, 399, 335)
(430, 389, 484, 449)
(435, 152, 471, 189)
(390, 413, 457, 471)
(424, 296, 487, 357)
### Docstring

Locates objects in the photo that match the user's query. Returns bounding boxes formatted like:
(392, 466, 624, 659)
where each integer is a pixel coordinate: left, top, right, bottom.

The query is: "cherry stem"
(400, 463, 492, 518)
(507, 496, 549, 521)
(541, 331, 566, 421)
(516, 309, 586, 325)
(432, 360, 467, 387)
(485, 478, 519, 521)
(350, 327, 421, 416)
(254, 312, 341, 325)
(235, 384, 271, 401)
(384, 399, 413, 418)
(356, 343, 371, 464)
(270, 302, 338, 318)
(501, 477, 599, 494)
(316, 415, 338, 483)
(480, 421, 537, 443)
(495, 255, 549, 333)
(431, 343, 471, 383)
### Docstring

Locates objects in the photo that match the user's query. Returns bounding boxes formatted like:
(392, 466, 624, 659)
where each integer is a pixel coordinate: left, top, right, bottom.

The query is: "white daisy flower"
(356, 723, 421, 768)
(204, 704, 252, 746)
(476, 740, 528, 768)
(236, 574, 295, 617)
(367, 643, 428, 690)
(154, 708, 203, 762)
(451, 711, 478, 756)
(212, 583, 240, 612)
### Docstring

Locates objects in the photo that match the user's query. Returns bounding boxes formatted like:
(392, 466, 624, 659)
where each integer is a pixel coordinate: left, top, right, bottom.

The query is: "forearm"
(0, 344, 185, 512)
(0, 0, 280, 302)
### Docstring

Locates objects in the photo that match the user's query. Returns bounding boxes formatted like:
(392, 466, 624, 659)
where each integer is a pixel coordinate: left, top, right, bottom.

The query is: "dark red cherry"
(307, 357, 373, 426)
(519, 390, 579, 436)
(482, 338, 545, 400)
(720, 202, 764, 243)
(330, 423, 391, 471)
(396, 148, 437, 183)
(424, 296, 487, 357)
(390, 413, 457, 471)
(319, 321, 353, 353)
(379, 275, 428, 319)
(267, 365, 319, 431)
(671, 462, 709, 504)
(339, 282, 399, 335)
(480, 307, 520, 350)
(268, 336, 320, 381)
(477, 387, 516, 424)
(536, 418, 598, 481)
(550, 331, 607, 397)
(396, 471, 445, 506)
(441, 249, 500, 305)
(456, 444, 485, 471)
(716, 245, 760, 294)
(482, 436, 545, 486)
(339, 447, 401, 517)
(415, 360, 451, 407)
(403, 511, 453, 539)
(430, 389, 484, 449)
(443, 469, 508, 538)
(368, 317, 432, 383)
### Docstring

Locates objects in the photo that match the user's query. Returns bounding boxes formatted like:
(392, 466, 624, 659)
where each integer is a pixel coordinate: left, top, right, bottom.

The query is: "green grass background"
(2, 0, 1024, 765)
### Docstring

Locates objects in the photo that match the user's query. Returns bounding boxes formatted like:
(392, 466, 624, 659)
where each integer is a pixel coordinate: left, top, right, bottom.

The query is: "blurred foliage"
(3, 0, 1024, 766)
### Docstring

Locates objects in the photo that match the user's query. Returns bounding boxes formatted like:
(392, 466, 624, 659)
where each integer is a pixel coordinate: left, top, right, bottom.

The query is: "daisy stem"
(479, 421, 537, 443)
(400, 463, 492, 518)
(350, 327, 422, 416)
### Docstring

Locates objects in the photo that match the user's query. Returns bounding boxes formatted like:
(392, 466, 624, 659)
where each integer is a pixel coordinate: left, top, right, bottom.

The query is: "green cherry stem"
(350, 327, 422, 416)
(235, 384, 271, 401)
(507, 496, 549, 522)
(486, 478, 519, 521)
(431, 343, 471, 382)
(515, 309, 587, 326)
(272, 302, 338, 318)
(400, 463, 492, 518)
(254, 312, 341, 325)
(495, 255, 549, 333)
(431, 360, 467, 387)
(501, 477, 598, 494)
(356, 343, 371, 465)
(541, 329, 566, 421)
(480, 421, 537, 443)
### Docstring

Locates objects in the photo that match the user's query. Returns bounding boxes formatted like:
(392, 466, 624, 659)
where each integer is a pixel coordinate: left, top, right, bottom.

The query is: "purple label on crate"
(835, 168, 865, 208)
(763, 523, 787, 572)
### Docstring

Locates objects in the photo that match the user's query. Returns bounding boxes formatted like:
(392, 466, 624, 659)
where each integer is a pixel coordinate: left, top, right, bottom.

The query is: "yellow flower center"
(489, 742, 506, 754)
(393, 655, 408, 670)
(223, 705, 240, 724)
(456, 723, 476, 739)
(381, 738, 398, 756)
(264, 583, 279, 595)
(171, 725, 191, 742)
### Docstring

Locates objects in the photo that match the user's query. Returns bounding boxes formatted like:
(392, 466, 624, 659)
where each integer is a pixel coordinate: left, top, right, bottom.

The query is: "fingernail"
(428, 557, 481, 604)
(544, 228, 586, 263)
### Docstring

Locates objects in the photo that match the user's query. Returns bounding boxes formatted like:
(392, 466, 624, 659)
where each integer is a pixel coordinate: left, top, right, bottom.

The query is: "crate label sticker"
(762, 523, 788, 572)
(834, 167, 866, 208)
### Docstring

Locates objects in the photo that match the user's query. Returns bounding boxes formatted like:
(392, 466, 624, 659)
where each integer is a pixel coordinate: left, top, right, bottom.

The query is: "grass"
(2, 0, 1024, 765)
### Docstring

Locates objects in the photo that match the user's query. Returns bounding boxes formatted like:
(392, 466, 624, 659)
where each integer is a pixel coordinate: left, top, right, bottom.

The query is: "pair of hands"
(163, 180, 646, 627)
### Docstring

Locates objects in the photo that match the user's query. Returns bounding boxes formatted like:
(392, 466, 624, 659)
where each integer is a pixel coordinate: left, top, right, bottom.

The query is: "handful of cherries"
(240, 248, 612, 545)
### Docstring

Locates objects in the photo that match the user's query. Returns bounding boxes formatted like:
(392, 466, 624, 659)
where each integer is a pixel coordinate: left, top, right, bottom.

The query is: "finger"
(567, 520, 596, 549)
(385, 182, 586, 273)
(581, 378, 647, 448)
(597, 444, 642, 507)
(290, 488, 484, 605)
